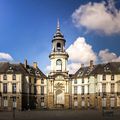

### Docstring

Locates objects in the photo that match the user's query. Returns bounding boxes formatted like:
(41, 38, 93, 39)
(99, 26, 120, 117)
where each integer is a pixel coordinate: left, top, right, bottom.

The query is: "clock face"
(56, 59, 62, 65)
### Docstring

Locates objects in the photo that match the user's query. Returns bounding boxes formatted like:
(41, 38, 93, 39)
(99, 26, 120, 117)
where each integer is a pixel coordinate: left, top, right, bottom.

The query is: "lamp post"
(12, 97, 16, 120)
(0, 81, 2, 110)
(27, 83, 29, 110)
(0, 92, 2, 110)
(13, 106, 15, 120)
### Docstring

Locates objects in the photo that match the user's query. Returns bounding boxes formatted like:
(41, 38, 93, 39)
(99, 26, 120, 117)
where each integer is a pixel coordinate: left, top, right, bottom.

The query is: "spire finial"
(57, 18, 60, 31)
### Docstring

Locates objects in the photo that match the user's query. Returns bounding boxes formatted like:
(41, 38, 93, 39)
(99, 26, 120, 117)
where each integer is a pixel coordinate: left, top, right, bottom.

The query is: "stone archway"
(55, 89, 64, 107)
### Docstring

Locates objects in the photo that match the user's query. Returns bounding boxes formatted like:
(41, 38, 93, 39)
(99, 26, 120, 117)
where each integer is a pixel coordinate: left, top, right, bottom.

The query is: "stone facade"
(0, 21, 120, 111)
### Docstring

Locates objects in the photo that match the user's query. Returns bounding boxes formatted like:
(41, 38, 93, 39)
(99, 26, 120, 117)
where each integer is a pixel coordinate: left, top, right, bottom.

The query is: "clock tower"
(48, 20, 70, 109)
(49, 20, 69, 75)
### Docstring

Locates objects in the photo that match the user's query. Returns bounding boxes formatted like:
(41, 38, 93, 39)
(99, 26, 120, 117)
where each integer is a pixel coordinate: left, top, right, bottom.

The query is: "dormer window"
(29, 68, 32, 73)
(104, 66, 110, 72)
(36, 70, 39, 75)
(9, 66, 12, 70)
(8, 66, 13, 72)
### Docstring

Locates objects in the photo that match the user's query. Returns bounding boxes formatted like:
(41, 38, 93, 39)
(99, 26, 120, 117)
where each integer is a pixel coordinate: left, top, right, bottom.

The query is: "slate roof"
(90, 62, 120, 75)
(74, 66, 96, 78)
(0, 62, 46, 78)
(74, 62, 120, 78)
(0, 62, 29, 75)
(24, 64, 46, 78)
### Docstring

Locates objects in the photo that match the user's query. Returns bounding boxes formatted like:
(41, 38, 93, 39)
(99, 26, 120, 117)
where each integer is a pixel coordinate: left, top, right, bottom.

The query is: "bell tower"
(49, 20, 69, 75)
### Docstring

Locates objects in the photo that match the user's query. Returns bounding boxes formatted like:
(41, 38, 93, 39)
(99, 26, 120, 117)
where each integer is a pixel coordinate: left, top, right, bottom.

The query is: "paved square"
(0, 109, 120, 120)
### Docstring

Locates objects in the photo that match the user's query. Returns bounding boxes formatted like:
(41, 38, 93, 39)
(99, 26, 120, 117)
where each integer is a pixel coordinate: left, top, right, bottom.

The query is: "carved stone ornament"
(54, 82, 64, 89)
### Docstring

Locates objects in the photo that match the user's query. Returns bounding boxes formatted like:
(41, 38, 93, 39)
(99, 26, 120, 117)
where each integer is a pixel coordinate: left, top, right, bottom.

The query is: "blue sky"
(0, 0, 120, 73)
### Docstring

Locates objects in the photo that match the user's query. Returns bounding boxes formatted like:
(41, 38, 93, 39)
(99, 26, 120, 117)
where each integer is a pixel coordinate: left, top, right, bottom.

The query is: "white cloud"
(99, 49, 120, 63)
(45, 65, 51, 74)
(72, 0, 120, 35)
(66, 37, 97, 73)
(67, 63, 81, 74)
(45, 36, 120, 74)
(0, 52, 13, 61)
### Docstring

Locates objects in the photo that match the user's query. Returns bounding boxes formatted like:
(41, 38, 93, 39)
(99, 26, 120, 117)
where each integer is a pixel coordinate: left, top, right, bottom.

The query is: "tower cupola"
(52, 19, 66, 52)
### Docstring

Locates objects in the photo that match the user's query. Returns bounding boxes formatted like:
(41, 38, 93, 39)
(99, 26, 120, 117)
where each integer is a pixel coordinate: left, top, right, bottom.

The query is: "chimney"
(33, 62, 37, 69)
(24, 59, 27, 68)
(90, 60, 94, 69)
(81, 64, 84, 68)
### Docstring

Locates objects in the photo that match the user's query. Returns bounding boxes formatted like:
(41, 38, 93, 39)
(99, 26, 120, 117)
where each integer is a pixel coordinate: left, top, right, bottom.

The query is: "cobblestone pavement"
(0, 109, 120, 120)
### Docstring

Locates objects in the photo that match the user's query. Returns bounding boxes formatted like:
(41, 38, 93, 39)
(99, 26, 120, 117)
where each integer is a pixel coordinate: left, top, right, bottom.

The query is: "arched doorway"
(55, 89, 64, 108)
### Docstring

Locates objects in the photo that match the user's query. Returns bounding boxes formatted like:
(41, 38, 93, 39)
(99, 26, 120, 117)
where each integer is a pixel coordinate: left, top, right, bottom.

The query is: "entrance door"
(102, 98, 106, 108)
(81, 100, 85, 108)
(74, 101, 78, 107)
(110, 98, 115, 108)
(56, 90, 64, 105)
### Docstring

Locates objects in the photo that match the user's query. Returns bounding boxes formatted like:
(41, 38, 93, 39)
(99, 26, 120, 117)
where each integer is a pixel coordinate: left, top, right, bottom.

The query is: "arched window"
(56, 59, 62, 71)
(57, 42, 61, 51)
(56, 59, 62, 65)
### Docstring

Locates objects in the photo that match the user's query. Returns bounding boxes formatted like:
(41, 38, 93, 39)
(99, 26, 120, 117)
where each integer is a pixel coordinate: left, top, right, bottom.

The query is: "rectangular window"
(13, 97, 17, 108)
(74, 86, 77, 94)
(102, 84, 106, 93)
(103, 74, 106, 80)
(88, 85, 89, 94)
(29, 77, 31, 83)
(12, 83, 16, 93)
(3, 83, 7, 93)
(3, 96, 8, 107)
(41, 79, 44, 84)
(111, 84, 114, 93)
(81, 86, 84, 95)
(3, 74, 7, 80)
(29, 85, 31, 94)
(111, 75, 114, 80)
(34, 86, 36, 95)
(74, 80, 77, 84)
(34, 77, 36, 84)
(41, 97, 44, 102)
(13, 74, 16, 80)
(41, 86, 44, 95)
(41, 97, 44, 107)
(82, 78, 84, 83)
(102, 98, 106, 107)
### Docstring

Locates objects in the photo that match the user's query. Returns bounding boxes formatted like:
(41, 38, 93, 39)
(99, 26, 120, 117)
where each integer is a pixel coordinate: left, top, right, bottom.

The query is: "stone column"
(36, 95, 40, 109)
(48, 93, 54, 109)
(107, 95, 110, 109)
(64, 93, 69, 109)
(78, 94, 81, 109)
(8, 95, 12, 111)
(98, 96, 102, 110)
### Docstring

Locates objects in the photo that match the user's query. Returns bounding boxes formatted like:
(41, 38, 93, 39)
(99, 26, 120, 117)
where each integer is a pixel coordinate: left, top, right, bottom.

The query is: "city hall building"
(0, 21, 120, 111)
